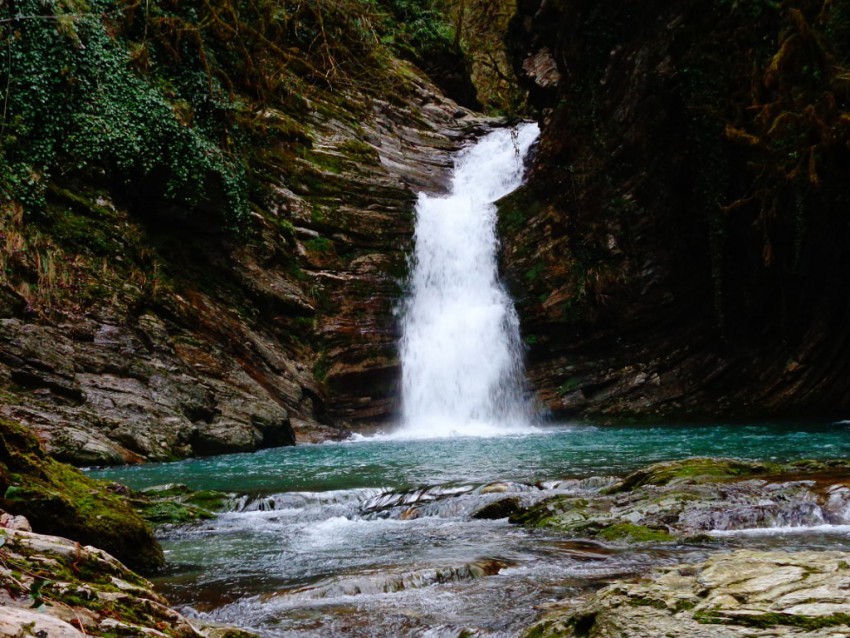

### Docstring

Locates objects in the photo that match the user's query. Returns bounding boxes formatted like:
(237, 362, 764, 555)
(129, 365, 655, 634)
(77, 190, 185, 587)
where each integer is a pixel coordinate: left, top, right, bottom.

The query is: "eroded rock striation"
(0, 67, 495, 463)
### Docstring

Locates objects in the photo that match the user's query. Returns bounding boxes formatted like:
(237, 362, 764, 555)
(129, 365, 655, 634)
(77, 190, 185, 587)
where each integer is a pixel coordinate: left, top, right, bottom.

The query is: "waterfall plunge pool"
(90, 421, 850, 494)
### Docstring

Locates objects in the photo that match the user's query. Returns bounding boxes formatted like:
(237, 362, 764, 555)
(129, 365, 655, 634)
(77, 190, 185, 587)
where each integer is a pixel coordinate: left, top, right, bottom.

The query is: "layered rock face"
(0, 68, 488, 463)
(503, 0, 850, 421)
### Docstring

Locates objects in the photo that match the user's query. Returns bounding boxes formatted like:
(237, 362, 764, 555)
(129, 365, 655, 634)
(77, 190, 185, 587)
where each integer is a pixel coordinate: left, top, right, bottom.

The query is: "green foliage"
(374, 0, 455, 58)
(305, 237, 335, 253)
(0, 0, 448, 235)
(0, 0, 247, 225)
(440, 0, 526, 113)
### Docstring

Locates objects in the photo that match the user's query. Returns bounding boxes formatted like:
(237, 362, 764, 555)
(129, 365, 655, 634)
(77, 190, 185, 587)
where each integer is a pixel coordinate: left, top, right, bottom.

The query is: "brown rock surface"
(0, 65, 499, 463)
(502, 0, 850, 421)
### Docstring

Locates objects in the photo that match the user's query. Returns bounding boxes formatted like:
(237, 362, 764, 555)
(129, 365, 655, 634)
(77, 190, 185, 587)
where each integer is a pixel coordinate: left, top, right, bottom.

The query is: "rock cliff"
(503, 0, 850, 421)
(0, 2, 494, 463)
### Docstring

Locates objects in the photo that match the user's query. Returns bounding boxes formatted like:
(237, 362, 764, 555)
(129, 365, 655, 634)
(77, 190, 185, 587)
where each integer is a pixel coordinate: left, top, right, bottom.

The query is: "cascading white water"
(398, 123, 540, 438)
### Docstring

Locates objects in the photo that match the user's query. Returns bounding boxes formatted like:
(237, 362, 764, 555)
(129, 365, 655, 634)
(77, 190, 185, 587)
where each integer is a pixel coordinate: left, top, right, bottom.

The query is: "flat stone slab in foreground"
(526, 550, 850, 637)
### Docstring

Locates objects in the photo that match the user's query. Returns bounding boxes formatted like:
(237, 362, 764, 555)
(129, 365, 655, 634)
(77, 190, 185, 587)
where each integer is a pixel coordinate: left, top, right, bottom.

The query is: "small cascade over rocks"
(268, 559, 513, 603)
(398, 124, 540, 438)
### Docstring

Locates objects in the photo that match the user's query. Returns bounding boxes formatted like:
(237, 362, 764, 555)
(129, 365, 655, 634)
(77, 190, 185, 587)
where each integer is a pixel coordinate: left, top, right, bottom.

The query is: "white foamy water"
(398, 123, 540, 438)
(709, 524, 850, 537)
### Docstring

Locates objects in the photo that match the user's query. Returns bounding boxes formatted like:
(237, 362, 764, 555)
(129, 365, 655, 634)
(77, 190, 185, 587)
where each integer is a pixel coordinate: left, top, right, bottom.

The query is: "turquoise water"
(90, 421, 850, 493)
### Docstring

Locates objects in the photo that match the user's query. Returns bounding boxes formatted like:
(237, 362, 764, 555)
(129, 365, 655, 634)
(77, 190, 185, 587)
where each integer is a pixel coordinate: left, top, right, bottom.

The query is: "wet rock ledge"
(525, 550, 850, 638)
(0, 526, 255, 638)
(0, 415, 251, 637)
(508, 457, 850, 637)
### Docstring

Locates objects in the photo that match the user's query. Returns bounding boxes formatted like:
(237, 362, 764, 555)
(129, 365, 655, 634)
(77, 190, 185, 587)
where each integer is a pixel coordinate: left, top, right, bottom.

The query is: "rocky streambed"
(508, 458, 850, 637)
(3, 413, 850, 637)
(61, 447, 850, 636)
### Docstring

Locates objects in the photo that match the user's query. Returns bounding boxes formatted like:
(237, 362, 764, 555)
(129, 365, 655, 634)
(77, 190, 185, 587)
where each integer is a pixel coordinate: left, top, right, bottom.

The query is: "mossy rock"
(0, 417, 164, 573)
(508, 495, 569, 527)
(784, 458, 850, 474)
(605, 457, 777, 494)
(595, 522, 673, 544)
(133, 484, 230, 526)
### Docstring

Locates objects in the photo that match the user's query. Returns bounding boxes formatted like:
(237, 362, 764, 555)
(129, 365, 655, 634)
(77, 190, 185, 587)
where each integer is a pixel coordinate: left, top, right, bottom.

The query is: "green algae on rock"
(0, 417, 163, 573)
(132, 484, 231, 527)
(605, 457, 778, 493)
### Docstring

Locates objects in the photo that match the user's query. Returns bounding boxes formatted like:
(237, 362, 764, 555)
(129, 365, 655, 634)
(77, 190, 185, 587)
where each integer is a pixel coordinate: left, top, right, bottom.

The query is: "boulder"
(0, 416, 163, 573)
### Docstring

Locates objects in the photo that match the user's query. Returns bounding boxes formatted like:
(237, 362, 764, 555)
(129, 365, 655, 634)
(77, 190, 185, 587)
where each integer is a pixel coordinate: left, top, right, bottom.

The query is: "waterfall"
(398, 123, 540, 438)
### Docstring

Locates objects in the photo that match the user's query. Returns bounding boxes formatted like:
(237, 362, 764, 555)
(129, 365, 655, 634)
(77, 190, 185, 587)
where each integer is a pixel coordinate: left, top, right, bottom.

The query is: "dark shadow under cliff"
(502, 0, 850, 421)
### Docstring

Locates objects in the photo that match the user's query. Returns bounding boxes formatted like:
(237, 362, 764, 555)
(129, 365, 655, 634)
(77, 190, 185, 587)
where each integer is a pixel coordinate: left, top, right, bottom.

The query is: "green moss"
(596, 522, 673, 543)
(0, 417, 163, 574)
(508, 496, 566, 527)
(521, 619, 573, 638)
(525, 263, 545, 283)
(695, 610, 850, 630)
(606, 458, 778, 494)
(497, 187, 542, 234)
(558, 377, 582, 395)
(304, 237, 336, 254)
(338, 139, 380, 164)
(135, 500, 216, 526)
(302, 149, 345, 175)
(628, 596, 668, 610)
(132, 484, 229, 526)
(313, 354, 331, 382)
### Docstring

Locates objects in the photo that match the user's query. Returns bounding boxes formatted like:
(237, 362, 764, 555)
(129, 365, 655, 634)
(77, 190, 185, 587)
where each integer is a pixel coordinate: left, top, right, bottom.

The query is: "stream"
(90, 422, 850, 637)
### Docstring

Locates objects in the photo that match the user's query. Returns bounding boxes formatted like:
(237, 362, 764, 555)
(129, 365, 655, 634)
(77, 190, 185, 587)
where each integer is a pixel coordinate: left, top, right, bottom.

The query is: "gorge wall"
(0, 0, 494, 464)
(3, 0, 850, 469)
(504, 0, 850, 422)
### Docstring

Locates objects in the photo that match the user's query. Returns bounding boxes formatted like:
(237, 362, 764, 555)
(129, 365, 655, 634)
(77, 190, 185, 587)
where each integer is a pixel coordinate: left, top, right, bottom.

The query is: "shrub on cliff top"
(0, 0, 456, 231)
